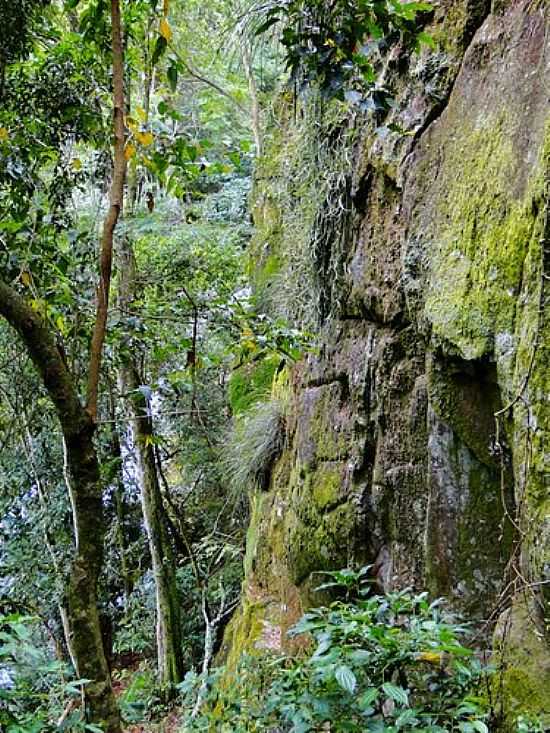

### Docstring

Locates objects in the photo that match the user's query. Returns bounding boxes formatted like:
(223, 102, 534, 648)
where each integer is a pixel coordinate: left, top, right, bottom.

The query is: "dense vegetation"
(0, 1, 547, 732)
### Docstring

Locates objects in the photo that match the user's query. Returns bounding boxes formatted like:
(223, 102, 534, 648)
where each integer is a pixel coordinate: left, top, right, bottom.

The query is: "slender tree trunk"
(110, 427, 134, 604)
(87, 0, 127, 420)
(241, 41, 262, 157)
(117, 239, 184, 692)
(106, 383, 134, 604)
(0, 282, 121, 732)
(190, 590, 238, 719)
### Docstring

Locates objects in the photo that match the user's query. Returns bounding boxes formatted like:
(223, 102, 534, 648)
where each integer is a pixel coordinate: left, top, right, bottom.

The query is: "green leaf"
(382, 682, 409, 707)
(152, 35, 168, 66)
(167, 63, 178, 92)
(349, 648, 371, 664)
(335, 664, 357, 694)
(471, 722, 489, 733)
(358, 688, 379, 710)
(417, 31, 436, 49)
(396, 708, 419, 726)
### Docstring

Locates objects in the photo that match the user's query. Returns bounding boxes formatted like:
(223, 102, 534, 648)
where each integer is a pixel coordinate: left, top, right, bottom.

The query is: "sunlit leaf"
(136, 105, 147, 122)
(136, 131, 154, 147)
(382, 682, 409, 707)
(160, 17, 172, 42)
(471, 722, 489, 733)
(417, 651, 443, 665)
(56, 315, 66, 335)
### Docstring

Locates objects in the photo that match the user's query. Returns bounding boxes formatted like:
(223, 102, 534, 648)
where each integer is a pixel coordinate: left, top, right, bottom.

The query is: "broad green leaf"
(335, 664, 357, 694)
(471, 722, 489, 733)
(358, 688, 379, 709)
(382, 682, 409, 707)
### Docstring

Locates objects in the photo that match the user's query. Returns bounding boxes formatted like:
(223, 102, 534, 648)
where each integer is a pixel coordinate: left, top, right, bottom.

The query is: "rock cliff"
(224, 0, 549, 724)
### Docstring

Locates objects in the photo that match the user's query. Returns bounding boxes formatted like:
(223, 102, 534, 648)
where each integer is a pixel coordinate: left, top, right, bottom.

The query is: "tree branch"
(0, 279, 88, 439)
(169, 44, 249, 115)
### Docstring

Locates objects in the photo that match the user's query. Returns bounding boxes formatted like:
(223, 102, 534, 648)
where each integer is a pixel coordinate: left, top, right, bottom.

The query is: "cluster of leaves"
(185, 570, 494, 732)
(256, 0, 433, 107)
(0, 614, 100, 733)
(233, 310, 313, 365)
(114, 663, 161, 724)
(0, 0, 51, 71)
(0, 40, 103, 214)
(273, 588, 490, 732)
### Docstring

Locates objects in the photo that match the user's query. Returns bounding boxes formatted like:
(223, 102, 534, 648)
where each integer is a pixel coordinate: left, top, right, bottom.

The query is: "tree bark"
(0, 280, 121, 732)
(106, 381, 134, 605)
(87, 0, 127, 420)
(117, 239, 184, 693)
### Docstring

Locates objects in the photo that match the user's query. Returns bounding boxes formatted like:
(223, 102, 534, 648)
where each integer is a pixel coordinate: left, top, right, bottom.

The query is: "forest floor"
(111, 659, 183, 733)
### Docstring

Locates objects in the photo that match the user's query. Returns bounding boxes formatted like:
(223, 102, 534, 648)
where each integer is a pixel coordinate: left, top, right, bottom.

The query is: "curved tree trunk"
(0, 281, 121, 732)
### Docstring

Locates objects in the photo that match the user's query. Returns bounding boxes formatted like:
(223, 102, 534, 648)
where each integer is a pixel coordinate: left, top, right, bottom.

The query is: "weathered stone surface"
(225, 0, 550, 723)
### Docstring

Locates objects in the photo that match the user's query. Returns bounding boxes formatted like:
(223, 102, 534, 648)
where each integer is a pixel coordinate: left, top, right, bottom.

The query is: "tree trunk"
(117, 239, 184, 692)
(106, 388, 134, 605)
(63, 428, 120, 728)
(0, 281, 121, 732)
(241, 41, 262, 157)
(86, 0, 127, 420)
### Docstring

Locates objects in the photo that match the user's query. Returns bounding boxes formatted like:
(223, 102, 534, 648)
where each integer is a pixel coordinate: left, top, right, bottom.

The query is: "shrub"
(181, 568, 495, 732)
(0, 614, 99, 733)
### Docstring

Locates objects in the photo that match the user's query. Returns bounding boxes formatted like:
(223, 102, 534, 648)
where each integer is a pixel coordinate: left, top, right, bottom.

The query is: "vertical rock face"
(224, 0, 549, 723)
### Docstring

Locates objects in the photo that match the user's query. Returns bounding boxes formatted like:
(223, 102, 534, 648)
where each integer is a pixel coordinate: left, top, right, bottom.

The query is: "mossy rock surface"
(493, 601, 550, 728)
(221, 4, 550, 714)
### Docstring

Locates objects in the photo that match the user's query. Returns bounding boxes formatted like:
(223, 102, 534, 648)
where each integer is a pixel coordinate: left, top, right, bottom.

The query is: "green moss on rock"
(312, 464, 343, 510)
(425, 119, 533, 360)
(493, 601, 550, 729)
